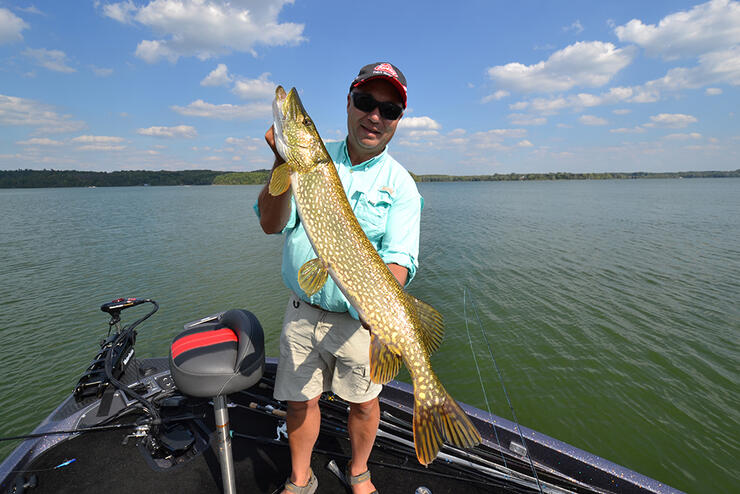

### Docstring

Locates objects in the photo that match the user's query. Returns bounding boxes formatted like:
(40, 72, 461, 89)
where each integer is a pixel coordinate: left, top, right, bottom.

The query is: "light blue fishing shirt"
(253, 139, 423, 317)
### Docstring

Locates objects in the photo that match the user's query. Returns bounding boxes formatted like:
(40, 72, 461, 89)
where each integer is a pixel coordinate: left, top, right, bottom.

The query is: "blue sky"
(1, 0, 738, 175)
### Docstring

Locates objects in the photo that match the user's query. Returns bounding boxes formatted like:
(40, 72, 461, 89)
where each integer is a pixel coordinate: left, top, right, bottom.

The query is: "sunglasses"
(351, 92, 404, 120)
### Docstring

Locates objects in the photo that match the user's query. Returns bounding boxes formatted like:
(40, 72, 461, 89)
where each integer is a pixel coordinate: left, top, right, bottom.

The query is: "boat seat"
(168, 309, 265, 494)
(169, 309, 265, 398)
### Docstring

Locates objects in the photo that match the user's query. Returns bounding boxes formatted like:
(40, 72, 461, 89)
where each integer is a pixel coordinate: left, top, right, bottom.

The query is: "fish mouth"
(273, 86, 307, 121)
(273, 86, 294, 161)
(273, 86, 312, 158)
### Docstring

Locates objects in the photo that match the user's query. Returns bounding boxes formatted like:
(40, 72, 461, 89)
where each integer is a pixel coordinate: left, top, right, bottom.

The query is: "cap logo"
(373, 63, 398, 79)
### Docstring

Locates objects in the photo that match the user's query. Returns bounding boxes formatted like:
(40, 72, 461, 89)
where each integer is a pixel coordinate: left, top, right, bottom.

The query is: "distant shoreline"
(1, 168, 738, 188)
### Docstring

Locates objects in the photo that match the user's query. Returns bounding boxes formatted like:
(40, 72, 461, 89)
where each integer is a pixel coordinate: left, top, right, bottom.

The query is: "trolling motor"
(70, 298, 213, 472)
(73, 298, 158, 401)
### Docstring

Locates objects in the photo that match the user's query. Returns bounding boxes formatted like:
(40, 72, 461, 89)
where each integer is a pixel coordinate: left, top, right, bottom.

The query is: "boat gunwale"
(1, 357, 683, 494)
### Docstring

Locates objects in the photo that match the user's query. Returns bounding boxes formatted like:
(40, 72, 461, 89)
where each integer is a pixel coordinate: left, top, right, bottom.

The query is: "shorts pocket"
(351, 365, 372, 393)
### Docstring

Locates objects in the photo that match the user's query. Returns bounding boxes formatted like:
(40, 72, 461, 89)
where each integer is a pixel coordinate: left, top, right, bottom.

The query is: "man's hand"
(359, 315, 371, 331)
(257, 125, 291, 234)
(265, 125, 285, 166)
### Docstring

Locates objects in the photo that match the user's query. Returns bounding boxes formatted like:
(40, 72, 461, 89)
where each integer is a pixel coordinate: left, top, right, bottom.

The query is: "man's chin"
(357, 136, 385, 150)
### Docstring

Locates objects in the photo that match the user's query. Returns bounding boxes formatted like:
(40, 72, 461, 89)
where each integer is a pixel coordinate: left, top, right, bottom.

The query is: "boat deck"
(18, 384, 504, 493)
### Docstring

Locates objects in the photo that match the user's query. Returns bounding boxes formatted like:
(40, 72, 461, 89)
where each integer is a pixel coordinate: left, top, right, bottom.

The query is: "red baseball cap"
(350, 62, 407, 108)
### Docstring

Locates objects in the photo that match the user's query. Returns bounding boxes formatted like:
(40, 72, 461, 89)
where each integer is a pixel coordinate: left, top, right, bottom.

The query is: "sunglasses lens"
(352, 93, 403, 120)
(379, 103, 403, 120)
(352, 93, 376, 112)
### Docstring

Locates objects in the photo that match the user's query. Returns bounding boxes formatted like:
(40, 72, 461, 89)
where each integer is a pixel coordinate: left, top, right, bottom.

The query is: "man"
(255, 62, 422, 494)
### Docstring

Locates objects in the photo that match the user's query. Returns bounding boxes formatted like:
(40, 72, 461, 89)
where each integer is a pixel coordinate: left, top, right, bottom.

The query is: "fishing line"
(463, 286, 544, 494)
(463, 286, 511, 475)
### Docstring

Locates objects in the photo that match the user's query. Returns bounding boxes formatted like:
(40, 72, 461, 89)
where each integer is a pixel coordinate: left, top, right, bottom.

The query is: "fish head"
(273, 86, 329, 172)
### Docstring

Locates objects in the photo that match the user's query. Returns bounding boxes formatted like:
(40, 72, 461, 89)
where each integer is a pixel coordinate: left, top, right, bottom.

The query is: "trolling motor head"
(101, 297, 150, 328)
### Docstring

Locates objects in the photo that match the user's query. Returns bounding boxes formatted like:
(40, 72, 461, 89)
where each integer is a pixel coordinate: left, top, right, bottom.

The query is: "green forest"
(1, 168, 738, 188)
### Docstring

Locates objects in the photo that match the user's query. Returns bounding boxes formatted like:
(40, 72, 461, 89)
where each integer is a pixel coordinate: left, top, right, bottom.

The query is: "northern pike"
(270, 86, 481, 465)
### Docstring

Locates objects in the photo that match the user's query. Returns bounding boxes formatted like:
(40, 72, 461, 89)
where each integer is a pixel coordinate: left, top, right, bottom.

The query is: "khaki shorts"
(274, 293, 382, 403)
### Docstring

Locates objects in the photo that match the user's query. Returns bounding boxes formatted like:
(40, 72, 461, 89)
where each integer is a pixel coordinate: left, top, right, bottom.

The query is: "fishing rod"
(0, 422, 146, 442)
(235, 388, 571, 493)
(0, 411, 206, 443)
(463, 286, 545, 494)
(236, 391, 500, 486)
(377, 409, 605, 494)
(243, 377, 601, 493)
(233, 401, 538, 493)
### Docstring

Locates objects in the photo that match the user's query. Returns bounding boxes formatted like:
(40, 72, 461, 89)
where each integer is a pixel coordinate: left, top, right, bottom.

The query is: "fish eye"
(303, 117, 312, 126)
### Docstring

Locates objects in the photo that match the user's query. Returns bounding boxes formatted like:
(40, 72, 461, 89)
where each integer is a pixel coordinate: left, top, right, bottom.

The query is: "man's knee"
(349, 398, 379, 419)
(286, 396, 320, 415)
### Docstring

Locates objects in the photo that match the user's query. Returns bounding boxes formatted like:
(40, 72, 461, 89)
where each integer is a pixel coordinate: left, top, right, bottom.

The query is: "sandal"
(283, 468, 318, 494)
(345, 462, 378, 494)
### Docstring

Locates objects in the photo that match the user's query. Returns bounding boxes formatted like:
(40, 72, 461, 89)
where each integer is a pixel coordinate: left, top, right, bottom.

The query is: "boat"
(0, 298, 683, 494)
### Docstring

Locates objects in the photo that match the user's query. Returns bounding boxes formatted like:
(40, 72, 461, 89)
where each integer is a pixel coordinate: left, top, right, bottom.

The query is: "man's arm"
(257, 126, 292, 234)
(387, 263, 408, 286)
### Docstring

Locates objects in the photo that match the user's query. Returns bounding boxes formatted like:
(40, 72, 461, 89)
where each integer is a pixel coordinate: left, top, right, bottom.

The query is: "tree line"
(1, 168, 738, 188)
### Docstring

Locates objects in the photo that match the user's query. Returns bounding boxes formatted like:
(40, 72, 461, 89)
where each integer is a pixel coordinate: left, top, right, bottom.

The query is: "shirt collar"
(340, 138, 387, 171)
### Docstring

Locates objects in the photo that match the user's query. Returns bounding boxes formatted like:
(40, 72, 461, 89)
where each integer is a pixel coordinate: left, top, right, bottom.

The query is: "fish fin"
(412, 387, 482, 465)
(436, 392, 482, 450)
(369, 333, 403, 385)
(297, 258, 328, 296)
(412, 391, 444, 466)
(268, 162, 292, 196)
(408, 295, 445, 354)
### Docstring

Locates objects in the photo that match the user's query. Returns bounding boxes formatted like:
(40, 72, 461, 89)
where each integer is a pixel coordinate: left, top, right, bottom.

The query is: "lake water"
(0, 179, 738, 493)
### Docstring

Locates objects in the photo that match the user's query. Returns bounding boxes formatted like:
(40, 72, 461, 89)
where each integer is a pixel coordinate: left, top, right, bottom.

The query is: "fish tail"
(412, 384, 482, 465)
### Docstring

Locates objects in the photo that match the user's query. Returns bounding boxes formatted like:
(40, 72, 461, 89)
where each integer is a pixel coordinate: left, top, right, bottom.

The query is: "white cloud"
(509, 85, 660, 116)
(0, 94, 85, 134)
(171, 99, 271, 120)
(613, 108, 631, 115)
(664, 132, 703, 140)
(16, 137, 64, 146)
(232, 73, 275, 99)
(101, 0, 137, 23)
(647, 113, 698, 128)
(15, 6, 44, 16)
(469, 129, 528, 149)
(563, 20, 584, 34)
(610, 126, 645, 134)
(0, 7, 28, 44)
(69, 135, 127, 151)
(23, 48, 76, 73)
(482, 90, 510, 102)
(487, 41, 634, 93)
(705, 87, 723, 95)
(224, 136, 261, 151)
(615, 0, 740, 60)
(76, 144, 126, 151)
(137, 125, 198, 138)
(647, 45, 740, 90)
(92, 66, 114, 77)
(102, 0, 306, 63)
(71, 135, 125, 144)
(201, 63, 232, 86)
(579, 115, 608, 126)
(398, 116, 441, 130)
(517, 139, 534, 147)
(508, 113, 547, 126)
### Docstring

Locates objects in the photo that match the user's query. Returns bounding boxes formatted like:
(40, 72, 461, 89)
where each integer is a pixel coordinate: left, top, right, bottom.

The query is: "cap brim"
(353, 75, 407, 108)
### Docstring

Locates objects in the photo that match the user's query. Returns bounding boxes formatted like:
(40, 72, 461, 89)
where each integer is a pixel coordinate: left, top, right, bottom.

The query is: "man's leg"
(347, 398, 380, 494)
(281, 396, 321, 493)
